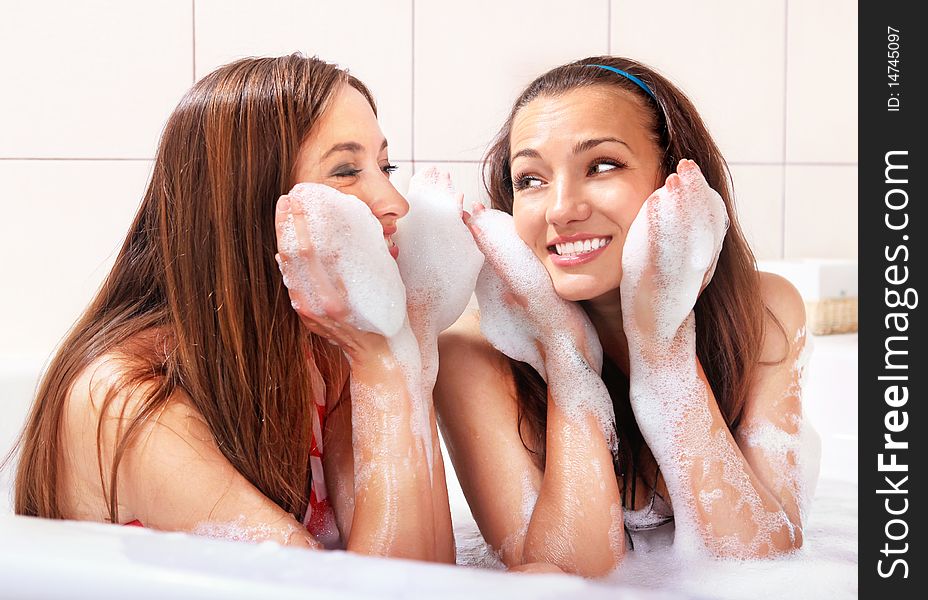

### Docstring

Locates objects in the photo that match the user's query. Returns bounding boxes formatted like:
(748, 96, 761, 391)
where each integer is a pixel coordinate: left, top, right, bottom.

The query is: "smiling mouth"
(548, 236, 612, 257)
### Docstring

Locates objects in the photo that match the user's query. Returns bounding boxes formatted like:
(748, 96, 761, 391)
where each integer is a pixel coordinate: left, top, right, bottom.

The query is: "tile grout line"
(0, 158, 859, 166)
(390, 159, 859, 167)
(0, 158, 153, 162)
(780, 0, 789, 260)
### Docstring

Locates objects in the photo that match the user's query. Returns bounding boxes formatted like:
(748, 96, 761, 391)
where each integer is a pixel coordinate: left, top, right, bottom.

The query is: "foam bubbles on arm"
(465, 205, 625, 575)
(620, 161, 813, 558)
(277, 183, 448, 560)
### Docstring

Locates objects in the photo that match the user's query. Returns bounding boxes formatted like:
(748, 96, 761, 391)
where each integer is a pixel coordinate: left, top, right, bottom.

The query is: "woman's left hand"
(620, 159, 729, 348)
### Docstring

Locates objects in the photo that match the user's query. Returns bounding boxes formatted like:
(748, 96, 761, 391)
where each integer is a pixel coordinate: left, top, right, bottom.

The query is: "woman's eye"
(589, 161, 623, 175)
(333, 166, 361, 178)
(382, 163, 399, 176)
(513, 174, 544, 191)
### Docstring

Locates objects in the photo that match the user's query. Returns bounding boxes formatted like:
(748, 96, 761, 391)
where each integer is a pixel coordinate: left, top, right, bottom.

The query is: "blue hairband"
(587, 64, 656, 101)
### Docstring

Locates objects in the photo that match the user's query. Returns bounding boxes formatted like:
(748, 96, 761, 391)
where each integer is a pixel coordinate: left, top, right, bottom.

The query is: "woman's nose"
(366, 177, 409, 223)
(545, 178, 591, 226)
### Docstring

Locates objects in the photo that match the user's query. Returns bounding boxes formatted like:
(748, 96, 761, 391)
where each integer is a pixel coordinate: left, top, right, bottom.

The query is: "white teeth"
(552, 237, 611, 257)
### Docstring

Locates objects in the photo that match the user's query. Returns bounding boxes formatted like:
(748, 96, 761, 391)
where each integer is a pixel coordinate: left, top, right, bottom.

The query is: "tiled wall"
(0, 0, 857, 359)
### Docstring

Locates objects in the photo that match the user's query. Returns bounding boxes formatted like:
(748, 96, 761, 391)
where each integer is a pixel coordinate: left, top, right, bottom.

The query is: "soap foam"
(193, 515, 308, 547)
(393, 167, 485, 408)
(282, 183, 407, 337)
(280, 183, 437, 532)
(620, 162, 817, 558)
(390, 168, 487, 477)
(468, 206, 613, 448)
(394, 167, 484, 336)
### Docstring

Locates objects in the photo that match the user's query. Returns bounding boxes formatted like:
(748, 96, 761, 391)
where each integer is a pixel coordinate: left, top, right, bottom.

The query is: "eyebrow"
(321, 139, 389, 160)
(510, 137, 630, 163)
(572, 137, 630, 154)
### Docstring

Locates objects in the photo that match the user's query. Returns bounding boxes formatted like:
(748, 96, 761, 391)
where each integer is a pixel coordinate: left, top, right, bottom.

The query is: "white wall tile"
(0, 1, 192, 159)
(784, 166, 857, 259)
(611, 0, 786, 164)
(729, 165, 784, 261)
(195, 0, 413, 161)
(786, 0, 858, 163)
(415, 0, 609, 161)
(0, 161, 153, 359)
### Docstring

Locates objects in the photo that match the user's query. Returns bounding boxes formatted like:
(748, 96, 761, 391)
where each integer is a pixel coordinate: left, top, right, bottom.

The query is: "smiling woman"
(435, 56, 821, 576)
(506, 85, 663, 302)
(10, 53, 454, 563)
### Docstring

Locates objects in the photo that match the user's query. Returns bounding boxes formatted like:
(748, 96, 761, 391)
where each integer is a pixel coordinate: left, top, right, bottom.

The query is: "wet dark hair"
(482, 56, 770, 508)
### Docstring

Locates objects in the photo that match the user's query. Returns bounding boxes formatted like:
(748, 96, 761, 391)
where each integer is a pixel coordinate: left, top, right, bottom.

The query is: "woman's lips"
(547, 236, 612, 268)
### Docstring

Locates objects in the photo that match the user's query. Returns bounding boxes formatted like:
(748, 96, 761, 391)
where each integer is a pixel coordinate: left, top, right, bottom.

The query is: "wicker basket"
(805, 297, 858, 335)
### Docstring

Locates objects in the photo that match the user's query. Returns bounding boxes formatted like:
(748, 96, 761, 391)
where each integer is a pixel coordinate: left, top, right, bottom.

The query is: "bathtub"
(0, 334, 857, 599)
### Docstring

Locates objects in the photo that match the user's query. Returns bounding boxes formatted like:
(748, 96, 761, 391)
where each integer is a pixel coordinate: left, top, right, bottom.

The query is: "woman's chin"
(551, 277, 616, 302)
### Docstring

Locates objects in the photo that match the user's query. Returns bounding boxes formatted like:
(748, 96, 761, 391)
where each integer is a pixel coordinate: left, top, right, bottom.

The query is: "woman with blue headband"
(434, 56, 820, 575)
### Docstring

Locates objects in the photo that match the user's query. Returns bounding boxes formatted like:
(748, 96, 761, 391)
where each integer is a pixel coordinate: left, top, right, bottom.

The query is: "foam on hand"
(621, 162, 729, 345)
(620, 162, 816, 558)
(474, 264, 547, 378)
(280, 183, 436, 527)
(281, 183, 407, 338)
(394, 167, 484, 335)
(469, 206, 614, 449)
(393, 167, 484, 406)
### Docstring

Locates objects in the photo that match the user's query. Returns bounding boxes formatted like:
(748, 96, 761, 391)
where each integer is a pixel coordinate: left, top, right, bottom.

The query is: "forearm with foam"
(625, 316, 799, 557)
(521, 338, 625, 575)
(345, 325, 438, 558)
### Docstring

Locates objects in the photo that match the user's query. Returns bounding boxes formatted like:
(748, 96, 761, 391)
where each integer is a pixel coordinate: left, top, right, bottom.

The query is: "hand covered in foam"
(393, 167, 484, 337)
(275, 183, 408, 359)
(466, 203, 602, 379)
(620, 160, 729, 347)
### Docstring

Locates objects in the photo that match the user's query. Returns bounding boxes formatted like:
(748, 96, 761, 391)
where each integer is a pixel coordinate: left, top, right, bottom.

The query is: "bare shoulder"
(65, 352, 154, 421)
(63, 349, 227, 520)
(757, 271, 807, 363)
(61, 348, 313, 545)
(738, 272, 809, 427)
(60, 351, 167, 520)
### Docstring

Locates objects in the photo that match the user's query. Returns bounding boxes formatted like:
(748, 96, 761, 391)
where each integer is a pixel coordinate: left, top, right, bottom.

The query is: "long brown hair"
(483, 56, 770, 506)
(12, 54, 372, 523)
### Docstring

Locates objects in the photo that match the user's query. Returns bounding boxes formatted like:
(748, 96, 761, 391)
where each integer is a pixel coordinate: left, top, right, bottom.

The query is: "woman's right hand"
(274, 194, 391, 364)
(464, 203, 601, 371)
